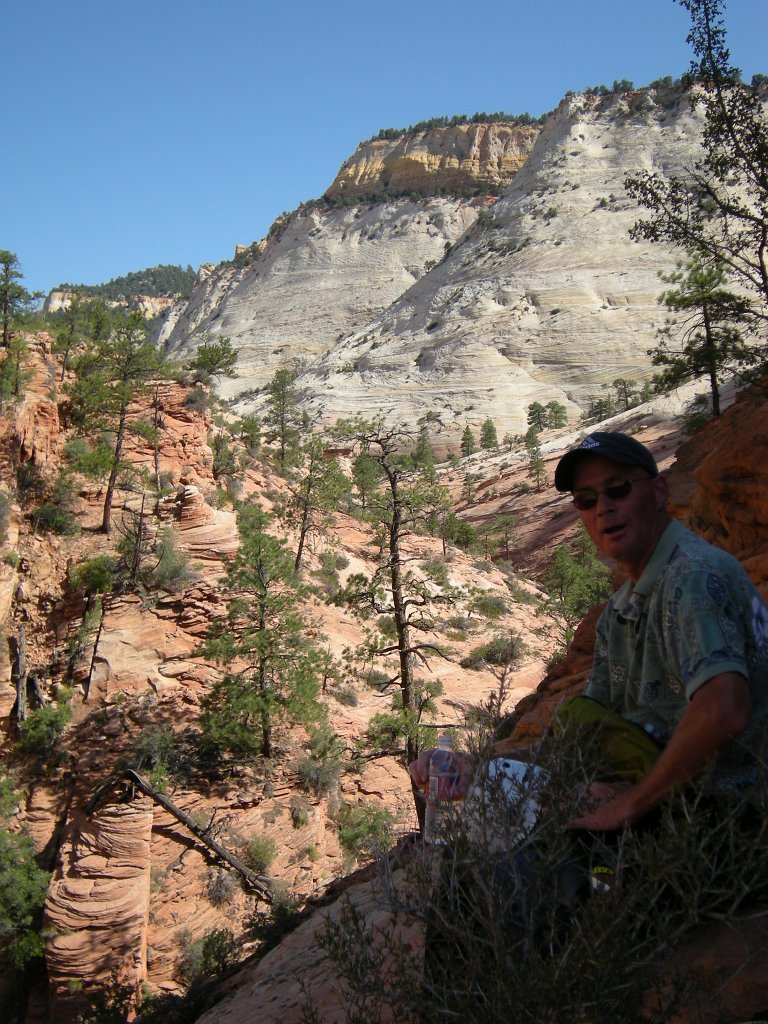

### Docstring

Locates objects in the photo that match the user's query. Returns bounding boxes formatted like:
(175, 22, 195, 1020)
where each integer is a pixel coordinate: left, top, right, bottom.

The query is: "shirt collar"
(632, 520, 685, 598)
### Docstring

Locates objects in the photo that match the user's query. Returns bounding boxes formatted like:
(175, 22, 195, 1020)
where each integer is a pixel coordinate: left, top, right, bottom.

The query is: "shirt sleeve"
(660, 566, 751, 698)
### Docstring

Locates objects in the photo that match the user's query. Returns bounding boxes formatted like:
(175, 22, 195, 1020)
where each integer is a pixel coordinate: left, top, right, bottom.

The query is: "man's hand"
(569, 782, 639, 830)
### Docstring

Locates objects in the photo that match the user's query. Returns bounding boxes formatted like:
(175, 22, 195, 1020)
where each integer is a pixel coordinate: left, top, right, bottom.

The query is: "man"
(410, 431, 768, 830)
(555, 431, 768, 830)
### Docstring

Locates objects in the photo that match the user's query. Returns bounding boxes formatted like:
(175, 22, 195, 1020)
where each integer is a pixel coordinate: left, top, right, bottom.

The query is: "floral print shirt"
(585, 521, 768, 788)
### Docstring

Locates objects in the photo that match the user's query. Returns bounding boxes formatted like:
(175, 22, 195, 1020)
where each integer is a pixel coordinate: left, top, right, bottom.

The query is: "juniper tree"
(201, 503, 324, 759)
(625, 0, 768, 326)
(652, 256, 756, 414)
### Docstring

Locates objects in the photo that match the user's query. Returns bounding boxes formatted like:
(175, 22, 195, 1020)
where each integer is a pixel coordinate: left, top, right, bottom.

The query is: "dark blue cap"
(554, 432, 658, 492)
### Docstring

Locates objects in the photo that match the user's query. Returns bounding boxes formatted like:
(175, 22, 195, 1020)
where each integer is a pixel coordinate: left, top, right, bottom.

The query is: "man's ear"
(653, 472, 670, 508)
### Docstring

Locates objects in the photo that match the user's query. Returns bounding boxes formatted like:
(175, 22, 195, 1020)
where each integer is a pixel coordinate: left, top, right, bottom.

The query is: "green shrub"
(182, 387, 209, 413)
(69, 555, 120, 594)
(3, 550, 19, 569)
(246, 886, 303, 952)
(34, 501, 79, 535)
(0, 775, 51, 970)
(296, 724, 344, 797)
(0, 490, 10, 543)
(206, 869, 239, 907)
(152, 528, 199, 592)
(681, 393, 712, 436)
(290, 796, 310, 829)
(16, 689, 73, 757)
(242, 834, 278, 875)
(470, 592, 508, 619)
(460, 633, 526, 671)
(332, 685, 359, 707)
(176, 927, 236, 986)
(336, 802, 395, 864)
(422, 559, 451, 587)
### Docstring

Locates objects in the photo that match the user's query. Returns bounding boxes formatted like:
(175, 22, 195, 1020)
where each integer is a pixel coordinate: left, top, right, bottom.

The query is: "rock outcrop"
(325, 121, 540, 200)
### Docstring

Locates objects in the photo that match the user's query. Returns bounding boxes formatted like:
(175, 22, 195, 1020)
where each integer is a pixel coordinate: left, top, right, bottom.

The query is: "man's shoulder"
(660, 524, 753, 598)
(667, 525, 742, 573)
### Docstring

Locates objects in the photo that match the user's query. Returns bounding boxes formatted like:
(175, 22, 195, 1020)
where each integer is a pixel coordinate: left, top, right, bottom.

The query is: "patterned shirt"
(584, 520, 768, 788)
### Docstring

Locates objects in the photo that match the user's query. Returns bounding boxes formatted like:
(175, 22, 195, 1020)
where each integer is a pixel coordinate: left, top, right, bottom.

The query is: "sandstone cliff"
(293, 88, 725, 439)
(156, 196, 489, 391)
(154, 87, 764, 448)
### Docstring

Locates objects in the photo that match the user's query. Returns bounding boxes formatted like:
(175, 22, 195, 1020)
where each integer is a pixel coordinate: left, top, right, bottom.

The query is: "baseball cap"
(554, 432, 658, 492)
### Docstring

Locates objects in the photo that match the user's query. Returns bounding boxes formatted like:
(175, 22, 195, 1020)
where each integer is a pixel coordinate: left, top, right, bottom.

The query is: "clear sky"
(5, 0, 767, 297)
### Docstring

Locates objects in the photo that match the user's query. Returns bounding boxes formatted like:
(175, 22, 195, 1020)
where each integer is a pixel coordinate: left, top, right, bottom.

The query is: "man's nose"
(595, 489, 618, 513)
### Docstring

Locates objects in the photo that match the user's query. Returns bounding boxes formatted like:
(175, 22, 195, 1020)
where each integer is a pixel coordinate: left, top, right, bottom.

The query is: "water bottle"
(424, 734, 461, 845)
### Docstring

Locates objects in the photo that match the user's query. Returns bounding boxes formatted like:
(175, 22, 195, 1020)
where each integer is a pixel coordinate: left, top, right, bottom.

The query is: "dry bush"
(309, 731, 768, 1024)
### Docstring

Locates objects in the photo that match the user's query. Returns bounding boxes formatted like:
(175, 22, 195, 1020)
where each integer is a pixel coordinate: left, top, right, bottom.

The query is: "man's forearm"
(570, 672, 751, 830)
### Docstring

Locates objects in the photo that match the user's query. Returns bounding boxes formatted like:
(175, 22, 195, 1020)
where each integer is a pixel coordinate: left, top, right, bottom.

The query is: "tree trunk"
(11, 625, 27, 724)
(84, 602, 106, 702)
(91, 770, 273, 901)
(101, 404, 129, 533)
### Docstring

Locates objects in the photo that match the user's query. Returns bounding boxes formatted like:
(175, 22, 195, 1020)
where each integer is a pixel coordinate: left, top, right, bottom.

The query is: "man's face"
(571, 455, 670, 581)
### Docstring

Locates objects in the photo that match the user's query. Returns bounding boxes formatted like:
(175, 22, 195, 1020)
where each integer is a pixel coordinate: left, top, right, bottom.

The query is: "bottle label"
(428, 751, 461, 803)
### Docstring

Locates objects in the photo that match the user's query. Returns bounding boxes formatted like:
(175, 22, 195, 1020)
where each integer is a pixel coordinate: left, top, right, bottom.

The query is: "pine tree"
(544, 400, 568, 428)
(525, 432, 547, 491)
(201, 504, 324, 759)
(526, 402, 547, 431)
(460, 425, 477, 458)
(480, 418, 498, 450)
(278, 435, 350, 571)
(625, 0, 768, 323)
(188, 334, 239, 385)
(65, 310, 168, 532)
(540, 523, 612, 647)
(334, 418, 452, 786)
(264, 368, 302, 472)
(0, 251, 40, 348)
(652, 256, 756, 415)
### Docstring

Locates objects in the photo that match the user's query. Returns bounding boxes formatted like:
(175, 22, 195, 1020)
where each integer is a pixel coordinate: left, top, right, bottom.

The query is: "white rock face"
(156, 198, 486, 397)
(294, 90, 713, 440)
(157, 88, 759, 444)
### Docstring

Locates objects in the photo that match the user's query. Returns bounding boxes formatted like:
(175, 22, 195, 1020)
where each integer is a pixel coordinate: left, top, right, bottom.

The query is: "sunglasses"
(571, 476, 654, 511)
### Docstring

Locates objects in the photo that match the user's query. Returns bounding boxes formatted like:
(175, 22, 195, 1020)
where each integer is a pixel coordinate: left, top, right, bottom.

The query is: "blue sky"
(5, 0, 767, 297)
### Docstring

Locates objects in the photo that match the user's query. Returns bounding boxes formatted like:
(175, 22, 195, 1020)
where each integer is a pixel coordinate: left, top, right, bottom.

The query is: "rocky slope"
(156, 196, 487, 393)
(294, 87, 717, 439)
(192, 374, 768, 1024)
(0, 337, 557, 1021)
